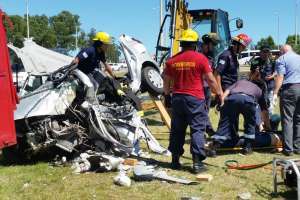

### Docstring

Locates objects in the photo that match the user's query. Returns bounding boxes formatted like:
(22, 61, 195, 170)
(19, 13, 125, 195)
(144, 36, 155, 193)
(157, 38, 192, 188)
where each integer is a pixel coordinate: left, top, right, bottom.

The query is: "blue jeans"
(168, 94, 206, 160)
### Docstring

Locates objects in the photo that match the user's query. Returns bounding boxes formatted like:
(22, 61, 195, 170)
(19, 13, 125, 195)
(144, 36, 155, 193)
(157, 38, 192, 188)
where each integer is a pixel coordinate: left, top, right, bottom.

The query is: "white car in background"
(238, 50, 259, 65)
(108, 62, 127, 71)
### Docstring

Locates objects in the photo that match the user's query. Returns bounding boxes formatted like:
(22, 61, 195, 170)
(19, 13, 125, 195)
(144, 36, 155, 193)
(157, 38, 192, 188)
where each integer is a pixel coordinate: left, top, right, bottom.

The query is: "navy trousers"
(168, 94, 207, 160)
(212, 94, 257, 144)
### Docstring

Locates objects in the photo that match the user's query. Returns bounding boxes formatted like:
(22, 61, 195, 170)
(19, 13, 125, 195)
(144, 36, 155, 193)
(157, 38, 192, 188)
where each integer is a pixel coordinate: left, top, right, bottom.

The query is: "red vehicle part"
(0, 9, 18, 149)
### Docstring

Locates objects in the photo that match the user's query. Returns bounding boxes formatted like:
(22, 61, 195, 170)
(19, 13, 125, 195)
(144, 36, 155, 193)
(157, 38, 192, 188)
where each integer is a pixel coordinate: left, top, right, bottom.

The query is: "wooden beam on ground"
(149, 94, 171, 131)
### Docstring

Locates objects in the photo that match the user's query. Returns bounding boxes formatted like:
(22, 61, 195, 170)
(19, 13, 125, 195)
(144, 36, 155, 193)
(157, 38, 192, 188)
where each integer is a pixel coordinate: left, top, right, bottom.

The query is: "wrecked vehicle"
(119, 34, 163, 95)
(2, 62, 169, 163)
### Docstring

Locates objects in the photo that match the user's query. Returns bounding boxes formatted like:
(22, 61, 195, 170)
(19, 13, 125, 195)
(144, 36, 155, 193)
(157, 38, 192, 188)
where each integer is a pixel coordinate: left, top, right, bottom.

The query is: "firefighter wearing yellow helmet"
(73, 31, 114, 77)
(164, 29, 222, 174)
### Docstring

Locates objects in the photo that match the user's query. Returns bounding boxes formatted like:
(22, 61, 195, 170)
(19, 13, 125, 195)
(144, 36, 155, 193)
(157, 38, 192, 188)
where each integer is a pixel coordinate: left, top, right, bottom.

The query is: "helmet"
(93, 32, 112, 44)
(179, 29, 199, 43)
(202, 33, 220, 45)
(232, 33, 252, 47)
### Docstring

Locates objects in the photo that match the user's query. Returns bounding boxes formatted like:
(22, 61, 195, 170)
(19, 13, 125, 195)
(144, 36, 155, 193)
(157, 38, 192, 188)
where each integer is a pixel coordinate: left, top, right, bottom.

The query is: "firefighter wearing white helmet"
(164, 29, 222, 174)
(73, 31, 114, 77)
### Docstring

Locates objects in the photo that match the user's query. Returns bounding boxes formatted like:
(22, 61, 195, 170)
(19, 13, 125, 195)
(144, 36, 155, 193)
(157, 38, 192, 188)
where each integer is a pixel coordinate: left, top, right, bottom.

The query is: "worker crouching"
(210, 64, 269, 156)
(163, 29, 222, 174)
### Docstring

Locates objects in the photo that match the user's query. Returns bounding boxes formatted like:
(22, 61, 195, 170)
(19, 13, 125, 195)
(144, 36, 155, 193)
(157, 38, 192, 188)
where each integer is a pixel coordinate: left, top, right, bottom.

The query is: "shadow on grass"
(146, 118, 164, 126)
(137, 156, 194, 173)
(0, 147, 74, 166)
(144, 110, 159, 117)
(255, 183, 297, 200)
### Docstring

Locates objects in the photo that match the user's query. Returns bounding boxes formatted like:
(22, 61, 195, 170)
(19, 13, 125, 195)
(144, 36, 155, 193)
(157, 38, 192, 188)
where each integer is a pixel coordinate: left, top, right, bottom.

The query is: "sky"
(0, 0, 299, 53)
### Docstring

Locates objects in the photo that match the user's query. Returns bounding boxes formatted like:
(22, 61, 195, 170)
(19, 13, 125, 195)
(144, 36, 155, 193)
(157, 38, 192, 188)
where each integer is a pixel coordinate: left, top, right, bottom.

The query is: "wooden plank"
(196, 174, 213, 182)
(149, 94, 171, 130)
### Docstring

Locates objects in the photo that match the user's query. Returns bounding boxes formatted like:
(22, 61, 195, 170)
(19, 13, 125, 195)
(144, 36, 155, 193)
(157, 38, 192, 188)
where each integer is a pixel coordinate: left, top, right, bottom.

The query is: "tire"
(141, 66, 163, 96)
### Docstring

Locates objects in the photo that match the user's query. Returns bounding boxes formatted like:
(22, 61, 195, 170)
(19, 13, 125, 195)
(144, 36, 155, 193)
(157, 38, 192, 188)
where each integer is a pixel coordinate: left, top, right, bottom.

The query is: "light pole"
(296, 0, 299, 45)
(275, 11, 280, 50)
(26, 0, 30, 39)
(159, 0, 164, 47)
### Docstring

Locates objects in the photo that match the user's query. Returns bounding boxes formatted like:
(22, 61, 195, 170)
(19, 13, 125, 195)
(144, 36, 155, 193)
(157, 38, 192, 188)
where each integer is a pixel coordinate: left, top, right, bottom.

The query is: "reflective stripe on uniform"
(211, 135, 227, 141)
(243, 133, 255, 139)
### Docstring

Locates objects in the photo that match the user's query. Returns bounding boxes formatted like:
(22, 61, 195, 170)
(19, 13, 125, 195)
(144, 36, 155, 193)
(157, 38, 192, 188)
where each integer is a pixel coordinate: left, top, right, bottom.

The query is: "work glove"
(164, 94, 172, 108)
(272, 94, 278, 107)
(215, 94, 223, 111)
(117, 89, 126, 96)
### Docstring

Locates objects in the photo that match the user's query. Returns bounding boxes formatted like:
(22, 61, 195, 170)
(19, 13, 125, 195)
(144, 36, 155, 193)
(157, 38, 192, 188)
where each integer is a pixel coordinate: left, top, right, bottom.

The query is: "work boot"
(207, 141, 221, 157)
(242, 139, 254, 155)
(192, 154, 207, 174)
(170, 155, 181, 170)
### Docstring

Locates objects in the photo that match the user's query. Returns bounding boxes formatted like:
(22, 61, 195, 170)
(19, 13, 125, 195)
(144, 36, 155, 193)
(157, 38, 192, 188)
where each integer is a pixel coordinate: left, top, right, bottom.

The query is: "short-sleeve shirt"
(164, 50, 212, 100)
(228, 79, 269, 110)
(276, 51, 300, 85)
(216, 49, 239, 90)
(76, 45, 106, 74)
(252, 57, 275, 91)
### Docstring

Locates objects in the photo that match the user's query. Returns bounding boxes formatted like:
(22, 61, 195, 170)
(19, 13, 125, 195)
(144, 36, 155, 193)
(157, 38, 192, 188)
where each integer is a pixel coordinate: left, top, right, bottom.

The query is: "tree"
(49, 11, 80, 50)
(4, 11, 121, 61)
(256, 36, 276, 50)
(29, 15, 57, 48)
(5, 15, 27, 47)
(106, 37, 121, 63)
(286, 35, 300, 54)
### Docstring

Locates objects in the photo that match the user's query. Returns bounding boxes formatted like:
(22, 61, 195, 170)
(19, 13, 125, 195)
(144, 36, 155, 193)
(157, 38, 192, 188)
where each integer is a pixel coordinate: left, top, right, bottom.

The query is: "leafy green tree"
(4, 11, 121, 62)
(5, 15, 27, 47)
(286, 35, 300, 54)
(256, 36, 276, 50)
(29, 15, 57, 48)
(49, 11, 80, 50)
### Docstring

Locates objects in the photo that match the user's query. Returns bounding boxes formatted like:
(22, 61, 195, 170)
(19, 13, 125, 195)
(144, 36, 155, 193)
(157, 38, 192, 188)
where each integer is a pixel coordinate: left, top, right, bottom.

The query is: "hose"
(224, 160, 272, 170)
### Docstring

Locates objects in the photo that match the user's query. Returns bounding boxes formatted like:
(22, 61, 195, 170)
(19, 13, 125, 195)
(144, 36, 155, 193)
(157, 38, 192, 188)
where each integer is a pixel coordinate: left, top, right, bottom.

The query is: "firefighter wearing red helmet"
(214, 33, 252, 93)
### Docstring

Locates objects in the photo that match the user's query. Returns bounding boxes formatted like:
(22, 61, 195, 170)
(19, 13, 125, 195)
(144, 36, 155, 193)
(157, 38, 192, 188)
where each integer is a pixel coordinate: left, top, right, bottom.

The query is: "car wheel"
(141, 66, 163, 96)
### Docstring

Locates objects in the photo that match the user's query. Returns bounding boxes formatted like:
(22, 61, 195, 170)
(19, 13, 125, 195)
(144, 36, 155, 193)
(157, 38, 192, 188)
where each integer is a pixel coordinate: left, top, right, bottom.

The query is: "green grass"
(0, 105, 297, 200)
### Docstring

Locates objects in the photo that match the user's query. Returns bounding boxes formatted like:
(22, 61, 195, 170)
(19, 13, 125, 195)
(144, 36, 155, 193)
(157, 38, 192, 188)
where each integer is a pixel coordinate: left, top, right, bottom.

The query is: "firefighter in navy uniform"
(210, 65, 269, 156)
(214, 34, 252, 92)
(164, 29, 222, 173)
(74, 31, 114, 77)
(199, 33, 220, 135)
(72, 32, 116, 102)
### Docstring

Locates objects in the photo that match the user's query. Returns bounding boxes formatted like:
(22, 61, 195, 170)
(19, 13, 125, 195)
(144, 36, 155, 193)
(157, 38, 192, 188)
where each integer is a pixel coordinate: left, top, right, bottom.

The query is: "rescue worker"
(164, 29, 222, 173)
(72, 31, 115, 103)
(274, 44, 300, 156)
(210, 64, 269, 156)
(199, 33, 220, 135)
(214, 34, 252, 93)
(73, 31, 114, 78)
(251, 45, 276, 116)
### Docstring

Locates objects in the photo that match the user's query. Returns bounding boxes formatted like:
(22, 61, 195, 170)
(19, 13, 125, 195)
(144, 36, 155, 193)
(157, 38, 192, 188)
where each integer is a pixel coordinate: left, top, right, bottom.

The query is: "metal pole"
(296, 0, 298, 45)
(26, 0, 29, 39)
(277, 12, 280, 50)
(75, 25, 78, 50)
(160, 0, 164, 47)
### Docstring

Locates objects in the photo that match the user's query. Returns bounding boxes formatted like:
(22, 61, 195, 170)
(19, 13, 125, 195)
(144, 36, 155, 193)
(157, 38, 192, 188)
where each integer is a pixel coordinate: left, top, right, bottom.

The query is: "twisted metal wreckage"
(4, 34, 171, 174)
